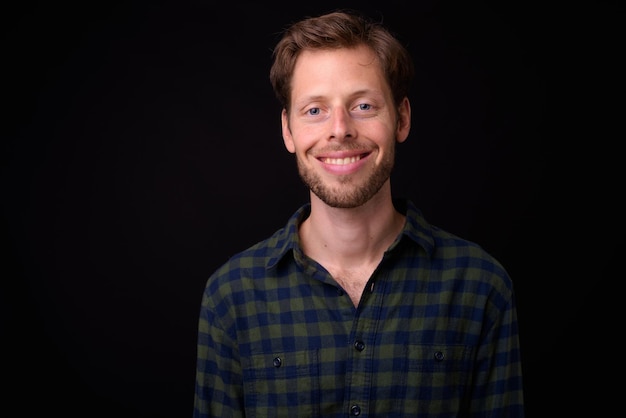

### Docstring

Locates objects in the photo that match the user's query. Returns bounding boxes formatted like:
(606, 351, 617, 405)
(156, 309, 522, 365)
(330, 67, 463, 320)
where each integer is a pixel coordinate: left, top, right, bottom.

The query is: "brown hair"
(269, 10, 414, 112)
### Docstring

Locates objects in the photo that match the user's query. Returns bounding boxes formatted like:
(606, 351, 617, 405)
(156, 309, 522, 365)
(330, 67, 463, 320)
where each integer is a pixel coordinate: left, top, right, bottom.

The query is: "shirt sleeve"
(193, 289, 245, 418)
(470, 276, 525, 417)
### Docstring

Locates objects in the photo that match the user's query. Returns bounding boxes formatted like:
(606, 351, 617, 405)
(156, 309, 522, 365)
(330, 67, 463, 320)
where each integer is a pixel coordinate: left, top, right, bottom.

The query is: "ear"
(281, 109, 296, 153)
(396, 97, 411, 143)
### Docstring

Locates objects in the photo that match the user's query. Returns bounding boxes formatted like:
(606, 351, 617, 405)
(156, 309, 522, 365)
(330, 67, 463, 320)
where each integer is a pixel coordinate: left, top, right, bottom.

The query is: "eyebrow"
(294, 89, 384, 107)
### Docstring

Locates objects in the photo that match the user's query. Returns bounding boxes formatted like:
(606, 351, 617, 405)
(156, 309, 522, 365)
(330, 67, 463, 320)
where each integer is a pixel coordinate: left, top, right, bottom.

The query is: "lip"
(316, 151, 371, 175)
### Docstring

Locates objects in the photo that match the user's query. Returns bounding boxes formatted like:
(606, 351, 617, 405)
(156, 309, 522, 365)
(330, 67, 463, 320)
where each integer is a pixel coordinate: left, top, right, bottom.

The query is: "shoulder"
(431, 225, 508, 277)
(400, 199, 513, 295)
(202, 204, 309, 299)
(207, 228, 284, 287)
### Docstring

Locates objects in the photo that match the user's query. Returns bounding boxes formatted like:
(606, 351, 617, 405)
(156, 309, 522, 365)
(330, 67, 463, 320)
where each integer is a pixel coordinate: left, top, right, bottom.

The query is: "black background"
(3, 1, 623, 416)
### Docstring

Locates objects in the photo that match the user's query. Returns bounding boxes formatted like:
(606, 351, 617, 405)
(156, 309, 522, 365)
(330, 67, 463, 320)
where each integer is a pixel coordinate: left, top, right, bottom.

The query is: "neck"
(299, 184, 405, 268)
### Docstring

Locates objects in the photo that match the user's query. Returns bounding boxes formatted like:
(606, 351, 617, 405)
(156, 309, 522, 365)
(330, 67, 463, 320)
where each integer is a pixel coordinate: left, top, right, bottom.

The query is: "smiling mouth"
(320, 153, 367, 165)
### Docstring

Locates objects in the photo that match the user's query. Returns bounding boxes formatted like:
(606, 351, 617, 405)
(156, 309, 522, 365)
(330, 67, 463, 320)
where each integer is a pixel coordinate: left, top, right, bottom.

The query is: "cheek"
(367, 123, 396, 145)
(371, 127, 398, 162)
(288, 125, 319, 153)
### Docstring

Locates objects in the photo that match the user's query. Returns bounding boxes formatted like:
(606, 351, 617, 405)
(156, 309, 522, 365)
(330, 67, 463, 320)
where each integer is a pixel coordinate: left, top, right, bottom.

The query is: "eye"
(357, 103, 372, 111)
(307, 107, 321, 116)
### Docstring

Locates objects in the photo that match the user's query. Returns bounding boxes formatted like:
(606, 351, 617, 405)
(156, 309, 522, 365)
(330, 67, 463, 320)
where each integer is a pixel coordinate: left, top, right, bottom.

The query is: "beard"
(296, 140, 396, 209)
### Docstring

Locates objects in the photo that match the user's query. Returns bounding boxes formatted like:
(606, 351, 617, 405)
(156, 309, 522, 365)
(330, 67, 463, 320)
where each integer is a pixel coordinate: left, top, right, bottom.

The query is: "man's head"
(272, 11, 413, 209)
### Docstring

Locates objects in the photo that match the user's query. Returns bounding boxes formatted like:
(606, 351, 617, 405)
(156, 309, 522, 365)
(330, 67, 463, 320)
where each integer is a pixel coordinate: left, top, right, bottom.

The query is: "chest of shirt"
(233, 263, 487, 358)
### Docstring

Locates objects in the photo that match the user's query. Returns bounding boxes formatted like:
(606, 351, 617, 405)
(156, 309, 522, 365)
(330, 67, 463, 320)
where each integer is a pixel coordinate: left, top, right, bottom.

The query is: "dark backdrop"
(3, 1, 622, 416)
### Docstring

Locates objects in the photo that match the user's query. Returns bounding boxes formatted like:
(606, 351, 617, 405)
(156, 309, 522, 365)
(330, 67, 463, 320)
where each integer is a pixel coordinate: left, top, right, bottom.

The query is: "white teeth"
(323, 155, 361, 165)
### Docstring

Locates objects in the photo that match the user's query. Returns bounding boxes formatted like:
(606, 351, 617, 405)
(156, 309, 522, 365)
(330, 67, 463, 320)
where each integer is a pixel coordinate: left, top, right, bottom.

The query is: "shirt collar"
(265, 198, 434, 270)
(265, 204, 310, 269)
(393, 198, 435, 256)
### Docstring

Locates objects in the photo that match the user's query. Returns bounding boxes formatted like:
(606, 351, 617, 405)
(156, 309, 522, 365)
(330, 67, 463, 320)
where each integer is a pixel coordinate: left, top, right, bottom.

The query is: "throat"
(329, 266, 376, 307)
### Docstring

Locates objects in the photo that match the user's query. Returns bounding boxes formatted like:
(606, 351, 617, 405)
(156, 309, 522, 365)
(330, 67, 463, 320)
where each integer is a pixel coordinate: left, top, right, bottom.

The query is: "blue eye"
(308, 108, 320, 115)
(358, 103, 371, 111)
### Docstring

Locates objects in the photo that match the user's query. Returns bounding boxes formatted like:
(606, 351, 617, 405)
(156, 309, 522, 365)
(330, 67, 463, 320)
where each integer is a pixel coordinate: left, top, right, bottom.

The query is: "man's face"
(281, 45, 410, 208)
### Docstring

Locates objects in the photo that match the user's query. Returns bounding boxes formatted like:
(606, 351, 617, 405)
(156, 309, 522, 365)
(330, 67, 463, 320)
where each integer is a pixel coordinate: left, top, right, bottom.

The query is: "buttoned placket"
(344, 268, 387, 416)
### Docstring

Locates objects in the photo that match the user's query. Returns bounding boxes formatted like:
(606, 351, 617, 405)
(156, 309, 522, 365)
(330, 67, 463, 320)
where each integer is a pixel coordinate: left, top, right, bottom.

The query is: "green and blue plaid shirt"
(194, 199, 524, 417)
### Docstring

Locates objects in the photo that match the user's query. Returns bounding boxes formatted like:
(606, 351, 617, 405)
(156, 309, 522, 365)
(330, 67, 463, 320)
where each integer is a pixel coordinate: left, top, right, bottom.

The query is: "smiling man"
(193, 10, 524, 417)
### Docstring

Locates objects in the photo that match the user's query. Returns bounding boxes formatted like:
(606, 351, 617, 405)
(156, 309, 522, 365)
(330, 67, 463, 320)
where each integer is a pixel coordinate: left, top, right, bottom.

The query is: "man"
(194, 9, 524, 417)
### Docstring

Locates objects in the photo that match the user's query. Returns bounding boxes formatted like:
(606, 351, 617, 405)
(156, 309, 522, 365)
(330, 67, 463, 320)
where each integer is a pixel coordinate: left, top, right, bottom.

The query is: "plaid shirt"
(193, 199, 524, 417)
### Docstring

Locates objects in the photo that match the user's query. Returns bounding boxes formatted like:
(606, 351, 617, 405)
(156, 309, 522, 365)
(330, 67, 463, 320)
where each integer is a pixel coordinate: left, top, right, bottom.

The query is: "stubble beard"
(296, 141, 396, 209)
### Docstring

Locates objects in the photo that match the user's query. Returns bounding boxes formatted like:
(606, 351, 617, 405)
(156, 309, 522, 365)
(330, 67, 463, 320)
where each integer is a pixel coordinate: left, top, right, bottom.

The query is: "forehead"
(294, 45, 380, 74)
(290, 45, 387, 95)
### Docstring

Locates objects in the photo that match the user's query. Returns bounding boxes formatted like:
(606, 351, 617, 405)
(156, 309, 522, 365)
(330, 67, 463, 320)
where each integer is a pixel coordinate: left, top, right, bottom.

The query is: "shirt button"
(354, 340, 365, 352)
(434, 351, 445, 361)
(350, 404, 361, 416)
(273, 357, 282, 367)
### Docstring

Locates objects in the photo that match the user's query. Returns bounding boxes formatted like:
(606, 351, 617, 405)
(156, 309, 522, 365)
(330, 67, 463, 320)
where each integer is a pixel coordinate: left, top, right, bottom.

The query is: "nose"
(329, 107, 354, 141)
